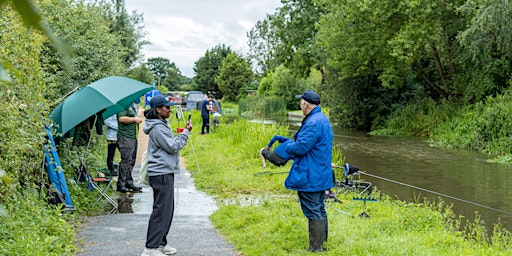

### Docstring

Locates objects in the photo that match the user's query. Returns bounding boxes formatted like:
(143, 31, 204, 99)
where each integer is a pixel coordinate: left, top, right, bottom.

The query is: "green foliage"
(215, 53, 254, 102)
(377, 99, 459, 137)
(1, 0, 147, 252)
(238, 95, 287, 118)
(127, 63, 154, 84)
(457, 0, 512, 103)
(146, 57, 179, 86)
(0, 5, 49, 194)
(430, 92, 512, 158)
(193, 44, 232, 94)
(0, 191, 77, 255)
(268, 65, 305, 110)
(40, 0, 128, 97)
(248, 0, 324, 77)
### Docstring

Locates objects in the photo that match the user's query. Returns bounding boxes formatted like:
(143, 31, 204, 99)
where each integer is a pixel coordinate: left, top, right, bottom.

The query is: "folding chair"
(79, 159, 118, 214)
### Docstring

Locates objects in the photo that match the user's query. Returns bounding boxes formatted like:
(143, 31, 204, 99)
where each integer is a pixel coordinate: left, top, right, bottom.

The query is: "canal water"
(284, 117, 512, 232)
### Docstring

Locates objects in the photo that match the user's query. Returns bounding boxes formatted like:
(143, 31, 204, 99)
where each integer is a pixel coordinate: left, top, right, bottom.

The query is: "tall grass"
(181, 119, 512, 255)
(375, 98, 458, 137)
(238, 95, 287, 118)
(431, 93, 512, 159)
(377, 91, 512, 162)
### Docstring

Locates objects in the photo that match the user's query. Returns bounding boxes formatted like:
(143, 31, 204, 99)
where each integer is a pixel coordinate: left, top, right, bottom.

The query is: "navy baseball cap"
(150, 94, 177, 108)
(295, 90, 321, 105)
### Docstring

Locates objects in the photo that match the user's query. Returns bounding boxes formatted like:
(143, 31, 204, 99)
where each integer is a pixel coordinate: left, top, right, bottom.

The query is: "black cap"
(150, 94, 177, 108)
(295, 90, 321, 105)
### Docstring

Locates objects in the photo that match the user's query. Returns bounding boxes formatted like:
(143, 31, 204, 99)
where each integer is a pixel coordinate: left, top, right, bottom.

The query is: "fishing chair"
(78, 158, 118, 214)
(334, 163, 372, 195)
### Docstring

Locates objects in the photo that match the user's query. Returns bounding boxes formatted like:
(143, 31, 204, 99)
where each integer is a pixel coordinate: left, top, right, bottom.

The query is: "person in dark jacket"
(141, 94, 192, 256)
(200, 95, 213, 134)
(259, 135, 293, 168)
(284, 89, 333, 252)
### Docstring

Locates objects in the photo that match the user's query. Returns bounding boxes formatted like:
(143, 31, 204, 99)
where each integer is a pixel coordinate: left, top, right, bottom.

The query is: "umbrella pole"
(49, 86, 80, 107)
(82, 115, 97, 163)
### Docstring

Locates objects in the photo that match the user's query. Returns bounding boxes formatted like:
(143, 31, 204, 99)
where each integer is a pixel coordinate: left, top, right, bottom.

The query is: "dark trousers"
(146, 174, 175, 248)
(298, 191, 326, 220)
(106, 140, 119, 172)
(201, 115, 210, 134)
(117, 136, 136, 187)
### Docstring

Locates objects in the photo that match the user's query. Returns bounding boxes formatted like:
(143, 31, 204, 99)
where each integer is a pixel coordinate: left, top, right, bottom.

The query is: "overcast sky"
(124, 0, 282, 78)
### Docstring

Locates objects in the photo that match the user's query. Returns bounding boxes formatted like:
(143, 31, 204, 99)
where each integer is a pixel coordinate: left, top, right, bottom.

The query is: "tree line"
(248, 0, 512, 131)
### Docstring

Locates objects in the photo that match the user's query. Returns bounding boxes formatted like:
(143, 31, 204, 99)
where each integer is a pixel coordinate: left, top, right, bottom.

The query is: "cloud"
(125, 0, 281, 77)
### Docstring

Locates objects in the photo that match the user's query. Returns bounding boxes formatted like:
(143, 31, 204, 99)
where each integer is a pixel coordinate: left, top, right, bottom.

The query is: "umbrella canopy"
(50, 76, 152, 134)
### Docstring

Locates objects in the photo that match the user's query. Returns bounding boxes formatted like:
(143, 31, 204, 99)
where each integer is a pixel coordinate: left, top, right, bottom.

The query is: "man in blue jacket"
(285, 89, 333, 252)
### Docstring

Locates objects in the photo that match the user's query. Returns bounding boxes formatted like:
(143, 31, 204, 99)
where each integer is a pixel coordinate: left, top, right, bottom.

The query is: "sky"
(124, 0, 282, 78)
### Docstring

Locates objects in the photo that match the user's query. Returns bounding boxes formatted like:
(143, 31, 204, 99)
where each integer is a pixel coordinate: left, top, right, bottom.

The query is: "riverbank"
(180, 119, 512, 255)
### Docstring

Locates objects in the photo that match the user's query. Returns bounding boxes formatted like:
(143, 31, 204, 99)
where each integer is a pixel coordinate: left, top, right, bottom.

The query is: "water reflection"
(117, 193, 134, 213)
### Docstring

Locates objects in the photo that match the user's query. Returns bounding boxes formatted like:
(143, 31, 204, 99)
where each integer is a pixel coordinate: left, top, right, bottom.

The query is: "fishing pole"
(175, 105, 200, 172)
(359, 171, 512, 216)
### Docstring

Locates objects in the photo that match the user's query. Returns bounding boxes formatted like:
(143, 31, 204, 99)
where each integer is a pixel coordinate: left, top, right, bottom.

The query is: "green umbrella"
(50, 76, 152, 135)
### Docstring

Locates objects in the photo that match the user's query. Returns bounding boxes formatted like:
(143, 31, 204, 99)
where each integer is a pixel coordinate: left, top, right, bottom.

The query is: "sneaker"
(141, 248, 166, 256)
(159, 244, 177, 255)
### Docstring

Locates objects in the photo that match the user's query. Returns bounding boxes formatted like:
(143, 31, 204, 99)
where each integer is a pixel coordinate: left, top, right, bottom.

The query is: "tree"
(248, 0, 325, 77)
(457, 0, 512, 102)
(127, 63, 154, 84)
(101, 0, 148, 68)
(39, 0, 136, 98)
(214, 53, 254, 101)
(269, 65, 305, 110)
(161, 68, 182, 91)
(193, 44, 232, 95)
(146, 57, 177, 84)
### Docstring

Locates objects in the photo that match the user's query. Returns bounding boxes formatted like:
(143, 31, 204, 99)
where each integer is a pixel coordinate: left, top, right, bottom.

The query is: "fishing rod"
(175, 105, 200, 172)
(358, 171, 512, 216)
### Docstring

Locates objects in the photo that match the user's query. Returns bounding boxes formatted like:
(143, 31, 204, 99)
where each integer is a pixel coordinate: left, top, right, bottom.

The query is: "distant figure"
(200, 95, 213, 134)
(259, 135, 293, 168)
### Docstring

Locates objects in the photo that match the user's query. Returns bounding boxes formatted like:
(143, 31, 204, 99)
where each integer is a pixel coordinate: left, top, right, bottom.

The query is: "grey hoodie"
(143, 118, 190, 176)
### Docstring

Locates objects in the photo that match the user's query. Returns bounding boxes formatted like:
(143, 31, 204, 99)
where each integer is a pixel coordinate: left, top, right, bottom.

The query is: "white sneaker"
(141, 248, 166, 256)
(159, 244, 177, 255)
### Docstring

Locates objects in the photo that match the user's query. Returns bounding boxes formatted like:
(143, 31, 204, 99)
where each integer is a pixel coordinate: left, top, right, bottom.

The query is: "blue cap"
(295, 89, 321, 105)
(150, 94, 177, 108)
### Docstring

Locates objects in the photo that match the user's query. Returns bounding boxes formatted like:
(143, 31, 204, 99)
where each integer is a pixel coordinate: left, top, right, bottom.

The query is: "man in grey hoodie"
(141, 94, 192, 256)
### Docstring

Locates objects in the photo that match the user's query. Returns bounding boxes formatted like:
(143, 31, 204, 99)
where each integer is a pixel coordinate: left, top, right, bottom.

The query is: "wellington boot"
(306, 219, 325, 252)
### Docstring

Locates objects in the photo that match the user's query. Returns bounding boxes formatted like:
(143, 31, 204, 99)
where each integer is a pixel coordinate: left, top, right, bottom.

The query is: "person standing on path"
(284, 89, 333, 252)
(200, 95, 213, 134)
(117, 103, 143, 193)
(141, 94, 192, 256)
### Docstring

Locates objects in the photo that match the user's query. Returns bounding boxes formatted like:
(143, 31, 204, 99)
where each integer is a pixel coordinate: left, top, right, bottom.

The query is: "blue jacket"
(268, 135, 292, 160)
(284, 106, 333, 192)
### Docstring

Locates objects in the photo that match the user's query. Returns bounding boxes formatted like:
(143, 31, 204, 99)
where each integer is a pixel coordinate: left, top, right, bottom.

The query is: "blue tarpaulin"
(44, 126, 74, 210)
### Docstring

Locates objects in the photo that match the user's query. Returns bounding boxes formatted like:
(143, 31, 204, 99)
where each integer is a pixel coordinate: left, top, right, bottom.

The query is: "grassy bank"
(375, 91, 512, 163)
(181, 118, 511, 255)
